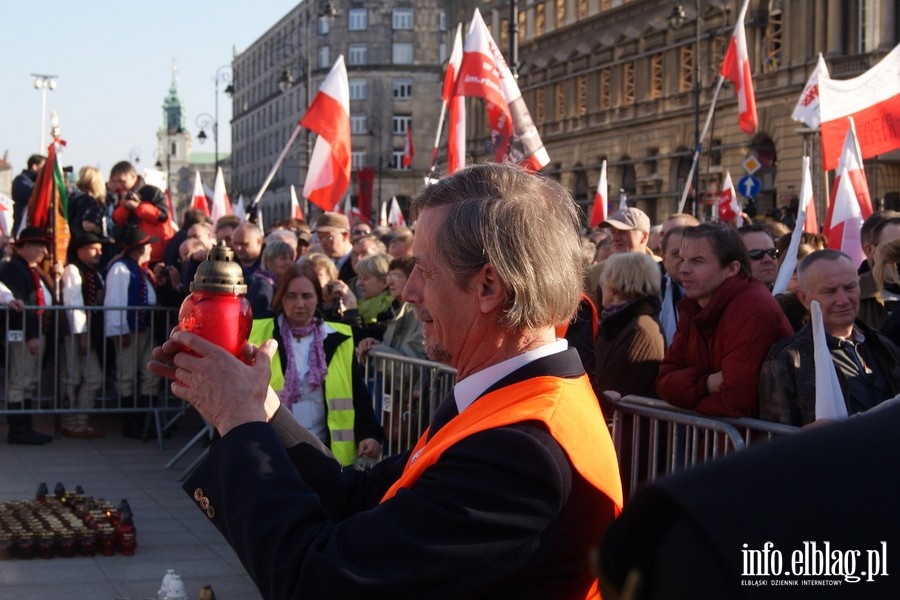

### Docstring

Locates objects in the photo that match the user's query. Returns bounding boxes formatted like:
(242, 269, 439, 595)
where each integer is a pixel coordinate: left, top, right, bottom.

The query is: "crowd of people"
(1, 157, 423, 450)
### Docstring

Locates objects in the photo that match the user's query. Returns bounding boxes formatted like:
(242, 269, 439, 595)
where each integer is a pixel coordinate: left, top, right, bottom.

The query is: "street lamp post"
(669, 1, 702, 216)
(196, 65, 234, 170)
(32, 74, 58, 152)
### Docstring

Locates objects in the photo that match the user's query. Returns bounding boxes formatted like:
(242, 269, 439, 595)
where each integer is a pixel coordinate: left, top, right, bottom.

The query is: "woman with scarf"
(248, 263, 383, 466)
(594, 252, 665, 401)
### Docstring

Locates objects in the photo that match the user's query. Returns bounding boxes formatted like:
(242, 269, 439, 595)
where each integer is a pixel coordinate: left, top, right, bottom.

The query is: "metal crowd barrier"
(607, 394, 800, 502)
(362, 349, 457, 456)
(0, 304, 182, 449)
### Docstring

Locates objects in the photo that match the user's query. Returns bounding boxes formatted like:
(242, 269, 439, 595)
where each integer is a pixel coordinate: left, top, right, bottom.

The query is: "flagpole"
(428, 99, 449, 177)
(677, 75, 726, 214)
(247, 124, 303, 214)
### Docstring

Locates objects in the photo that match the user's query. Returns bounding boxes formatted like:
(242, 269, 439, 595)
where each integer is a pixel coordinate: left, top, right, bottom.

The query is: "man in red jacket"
(656, 223, 792, 417)
(109, 161, 174, 263)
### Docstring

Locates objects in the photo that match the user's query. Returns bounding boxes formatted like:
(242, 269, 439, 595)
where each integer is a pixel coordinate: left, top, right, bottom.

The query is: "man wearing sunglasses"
(739, 224, 779, 290)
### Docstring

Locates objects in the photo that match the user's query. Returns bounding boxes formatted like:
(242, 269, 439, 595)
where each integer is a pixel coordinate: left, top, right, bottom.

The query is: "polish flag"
(454, 8, 549, 170)
(811, 301, 848, 421)
(717, 171, 743, 226)
(791, 54, 829, 130)
(588, 160, 608, 228)
(402, 124, 414, 168)
(823, 119, 872, 266)
(233, 194, 247, 221)
(0, 193, 13, 237)
(444, 24, 466, 174)
(210, 166, 232, 224)
(388, 196, 406, 227)
(773, 156, 816, 295)
(191, 171, 210, 216)
(719, 0, 757, 135)
(301, 55, 351, 212)
(290, 185, 304, 220)
(378, 199, 388, 227)
(818, 42, 900, 171)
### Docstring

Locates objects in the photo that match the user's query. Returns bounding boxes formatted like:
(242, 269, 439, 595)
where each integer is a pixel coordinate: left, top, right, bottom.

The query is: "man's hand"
(7, 299, 24, 312)
(355, 337, 378, 360)
(358, 438, 381, 458)
(148, 331, 278, 436)
(706, 371, 724, 394)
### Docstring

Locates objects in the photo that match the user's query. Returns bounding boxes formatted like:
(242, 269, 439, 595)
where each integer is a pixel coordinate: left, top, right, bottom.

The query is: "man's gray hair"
(797, 248, 854, 288)
(411, 163, 582, 330)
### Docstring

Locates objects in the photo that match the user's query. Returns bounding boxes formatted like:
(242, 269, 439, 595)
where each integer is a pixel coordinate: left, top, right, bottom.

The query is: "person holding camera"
(109, 161, 174, 263)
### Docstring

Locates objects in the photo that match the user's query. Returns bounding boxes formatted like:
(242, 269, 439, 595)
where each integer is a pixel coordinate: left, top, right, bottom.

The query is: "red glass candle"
(178, 241, 252, 358)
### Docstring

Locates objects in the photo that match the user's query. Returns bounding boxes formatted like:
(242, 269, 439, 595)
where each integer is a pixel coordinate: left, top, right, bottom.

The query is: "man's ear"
(796, 288, 812, 310)
(475, 263, 507, 314)
(725, 260, 741, 277)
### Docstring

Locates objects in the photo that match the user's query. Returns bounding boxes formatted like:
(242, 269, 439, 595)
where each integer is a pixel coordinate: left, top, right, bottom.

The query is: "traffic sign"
(742, 156, 762, 174)
(738, 175, 761, 198)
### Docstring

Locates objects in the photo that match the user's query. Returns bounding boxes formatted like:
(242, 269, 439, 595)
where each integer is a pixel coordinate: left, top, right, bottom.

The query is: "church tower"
(156, 63, 192, 210)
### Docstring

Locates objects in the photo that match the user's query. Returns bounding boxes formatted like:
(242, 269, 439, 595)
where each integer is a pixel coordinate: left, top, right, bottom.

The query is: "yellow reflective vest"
(249, 318, 357, 466)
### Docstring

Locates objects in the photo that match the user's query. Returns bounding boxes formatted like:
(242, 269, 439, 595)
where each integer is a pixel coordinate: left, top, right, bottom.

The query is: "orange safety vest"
(381, 374, 623, 599)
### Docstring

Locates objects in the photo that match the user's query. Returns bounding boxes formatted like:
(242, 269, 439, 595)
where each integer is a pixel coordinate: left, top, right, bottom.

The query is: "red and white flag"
(0, 193, 13, 237)
(388, 196, 406, 227)
(717, 171, 743, 226)
(773, 156, 816, 295)
(191, 170, 210, 216)
(301, 55, 351, 212)
(290, 185, 304, 221)
(444, 24, 466, 174)
(454, 8, 549, 170)
(402, 124, 414, 168)
(233, 194, 247, 221)
(588, 160, 608, 228)
(818, 42, 900, 171)
(823, 119, 872, 266)
(791, 54, 829, 130)
(378, 199, 388, 227)
(210, 166, 232, 224)
(719, 0, 757, 135)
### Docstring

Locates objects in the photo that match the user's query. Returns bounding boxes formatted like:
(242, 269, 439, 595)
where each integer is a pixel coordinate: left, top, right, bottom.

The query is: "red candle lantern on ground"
(178, 241, 252, 358)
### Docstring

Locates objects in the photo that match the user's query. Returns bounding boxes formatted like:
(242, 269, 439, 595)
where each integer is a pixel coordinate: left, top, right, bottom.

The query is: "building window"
(349, 78, 367, 100)
(536, 3, 545, 36)
(518, 10, 526, 43)
(351, 150, 367, 170)
(679, 45, 694, 93)
(556, 0, 566, 27)
(393, 8, 413, 30)
(392, 115, 412, 135)
(599, 69, 610, 110)
(623, 62, 635, 105)
(650, 53, 663, 99)
(348, 8, 368, 31)
(391, 151, 409, 169)
(348, 44, 367, 65)
(576, 76, 587, 116)
(764, 2, 783, 72)
(535, 87, 545, 125)
(555, 82, 565, 121)
(440, 42, 447, 63)
(392, 43, 413, 64)
(439, 9, 447, 31)
(393, 79, 413, 100)
(499, 18, 508, 49)
(319, 46, 331, 69)
(350, 114, 368, 135)
(318, 15, 331, 35)
(578, 0, 588, 19)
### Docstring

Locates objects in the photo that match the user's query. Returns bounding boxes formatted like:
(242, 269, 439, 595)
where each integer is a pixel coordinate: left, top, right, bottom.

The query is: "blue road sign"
(738, 175, 761, 198)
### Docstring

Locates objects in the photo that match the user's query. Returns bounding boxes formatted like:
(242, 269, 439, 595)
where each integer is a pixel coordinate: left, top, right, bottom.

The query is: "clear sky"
(1, 1, 295, 176)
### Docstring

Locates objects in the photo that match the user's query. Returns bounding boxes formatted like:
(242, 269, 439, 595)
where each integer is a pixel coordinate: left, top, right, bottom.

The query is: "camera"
(124, 191, 139, 201)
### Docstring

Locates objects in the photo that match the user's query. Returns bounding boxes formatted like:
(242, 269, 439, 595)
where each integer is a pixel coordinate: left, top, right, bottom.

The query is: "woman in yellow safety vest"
(249, 263, 383, 466)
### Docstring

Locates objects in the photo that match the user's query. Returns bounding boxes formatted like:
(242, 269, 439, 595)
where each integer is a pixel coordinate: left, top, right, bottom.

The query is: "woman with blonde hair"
(874, 238, 900, 346)
(594, 252, 665, 399)
(69, 166, 109, 239)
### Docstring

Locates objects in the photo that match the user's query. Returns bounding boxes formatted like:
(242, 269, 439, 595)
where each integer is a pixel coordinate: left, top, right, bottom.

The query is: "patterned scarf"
(277, 316, 328, 408)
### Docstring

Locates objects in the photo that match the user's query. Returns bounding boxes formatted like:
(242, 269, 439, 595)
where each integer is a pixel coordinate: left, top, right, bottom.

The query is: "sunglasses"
(748, 248, 779, 260)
